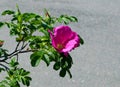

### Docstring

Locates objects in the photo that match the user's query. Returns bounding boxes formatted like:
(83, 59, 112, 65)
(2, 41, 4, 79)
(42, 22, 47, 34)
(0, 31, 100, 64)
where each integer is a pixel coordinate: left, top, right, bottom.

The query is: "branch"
(8, 49, 38, 59)
(15, 41, 21, 51)
(0, 63, 9, 70)
(0, 41, 29, 62)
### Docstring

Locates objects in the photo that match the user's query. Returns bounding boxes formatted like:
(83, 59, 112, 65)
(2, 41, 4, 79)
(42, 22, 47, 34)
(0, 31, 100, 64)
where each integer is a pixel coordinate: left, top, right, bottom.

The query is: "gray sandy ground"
(0, 0, 120, 87)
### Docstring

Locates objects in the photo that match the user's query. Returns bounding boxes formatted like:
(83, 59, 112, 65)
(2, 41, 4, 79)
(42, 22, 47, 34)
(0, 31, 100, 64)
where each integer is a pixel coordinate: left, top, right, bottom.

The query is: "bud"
(0, 40, 4, 47)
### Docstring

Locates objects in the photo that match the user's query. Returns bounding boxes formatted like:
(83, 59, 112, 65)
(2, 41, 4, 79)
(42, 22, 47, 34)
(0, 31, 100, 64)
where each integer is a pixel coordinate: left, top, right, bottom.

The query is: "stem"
(16, 53, 19, 62)
(0, 38, 38, 71)
(15, 41, 21, 51)
(0, 41, 29, 62)
(0, 63, 9, 70)
(67, 69, 72, 78)
(9, 49, 37, 58)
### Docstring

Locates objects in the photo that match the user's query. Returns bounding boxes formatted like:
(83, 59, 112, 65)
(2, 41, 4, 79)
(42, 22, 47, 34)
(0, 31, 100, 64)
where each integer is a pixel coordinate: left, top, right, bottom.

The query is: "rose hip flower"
(48, 25, 80, 56)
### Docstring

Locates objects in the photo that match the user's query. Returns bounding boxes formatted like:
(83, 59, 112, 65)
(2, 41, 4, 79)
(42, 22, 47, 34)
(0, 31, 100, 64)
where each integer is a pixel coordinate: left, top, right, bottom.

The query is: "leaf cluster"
(0, 58, 31, 87)
(0, 5, 83, 87)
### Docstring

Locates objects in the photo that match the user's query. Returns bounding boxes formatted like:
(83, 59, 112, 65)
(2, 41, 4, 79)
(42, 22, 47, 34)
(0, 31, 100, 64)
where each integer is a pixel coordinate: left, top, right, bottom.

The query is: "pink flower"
(48, 25, 80, 56)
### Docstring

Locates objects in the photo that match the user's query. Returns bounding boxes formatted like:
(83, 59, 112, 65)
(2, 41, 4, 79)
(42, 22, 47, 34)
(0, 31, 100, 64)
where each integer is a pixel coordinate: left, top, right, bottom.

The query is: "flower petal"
(49, 25, 80, 55)
(62, 39, 78, 53)
(53, 25, 72, 44)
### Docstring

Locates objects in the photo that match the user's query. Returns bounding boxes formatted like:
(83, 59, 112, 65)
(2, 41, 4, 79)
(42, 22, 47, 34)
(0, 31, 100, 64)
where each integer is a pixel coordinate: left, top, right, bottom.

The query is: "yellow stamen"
(57, 44, 63, 49)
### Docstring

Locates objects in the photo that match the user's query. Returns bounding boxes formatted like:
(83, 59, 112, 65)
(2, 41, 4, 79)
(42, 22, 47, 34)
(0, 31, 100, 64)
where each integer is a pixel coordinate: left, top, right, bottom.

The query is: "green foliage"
(9, 58, 19, 68)
(53, 62, 61, 70)
(0, 68, 5, 73)
(0, 58, 31, 87)
(80, 36, 84, 45)
(0, 5, 83, 87)
(57, 15, 78, 24)
(0, 22, 4, 28)
(2, 10, 15, 15)
(1, 68, 31, 87)
(57, 54, 73, 78)
(0, 48, 8, 58)
(30, 50, 43, 67)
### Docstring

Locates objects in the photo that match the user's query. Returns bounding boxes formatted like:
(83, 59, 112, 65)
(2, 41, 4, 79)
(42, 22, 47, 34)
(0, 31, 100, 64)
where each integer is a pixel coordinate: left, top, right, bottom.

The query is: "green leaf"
(58, 15, 78, 24)
(22, 13, 37, 22)
(47, 51, 55, 60)
(66, 54, 73, 69)
(25, 76, 31, 86)
(0, 22, 4, 28)
(57, 18, 63, 23)
(41, 36, 49, 42)
(17, 15, 22, 23)
(53, 62, 60, 71)
(59, 69, 66, 77)
(2, 10, 14, 15)
(43, 54, 50, 66)
(0, 68, 5, 73)
(21, 76, 31, 86)
(22, 71, 30, 76)
(7, 70, 14, 77)
(16, 68, 31, 86)
(0, 80, 9, 87)
(16, 4, 21, 15)
(80, 36, 84, 45)
(59, 54, 73, 78)
(69, 16, 78, 22)
(39, 28, 49, 37)
(10, 81, 20, 87)
(0, 48, 4, 57)
(30, 50, 43, 67)
(9, 58, 19, 68)
(6, 23, 20, 36)
(61, 17, 69, 25)
(6, 68, 31, 86)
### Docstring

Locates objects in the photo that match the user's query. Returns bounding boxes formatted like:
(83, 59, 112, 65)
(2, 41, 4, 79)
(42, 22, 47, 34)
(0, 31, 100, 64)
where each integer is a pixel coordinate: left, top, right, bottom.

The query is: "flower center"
(57, 44, 63, 49)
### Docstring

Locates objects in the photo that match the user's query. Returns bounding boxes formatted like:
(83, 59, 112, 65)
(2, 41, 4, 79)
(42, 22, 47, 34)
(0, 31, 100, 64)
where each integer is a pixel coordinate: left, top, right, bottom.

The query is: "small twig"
(0, 63, 9, 70)
(0, 58, 7, 62)
(21, 43, 28, 50)
(4, 61, 9, 64)
(19, 49, 38, 53)
(16, 53, 19, 62)
(15, 41, 21, 51)
(8, 49, 38, 59)
(7, 41, 28, 57)
(21, 41, 25, 49)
